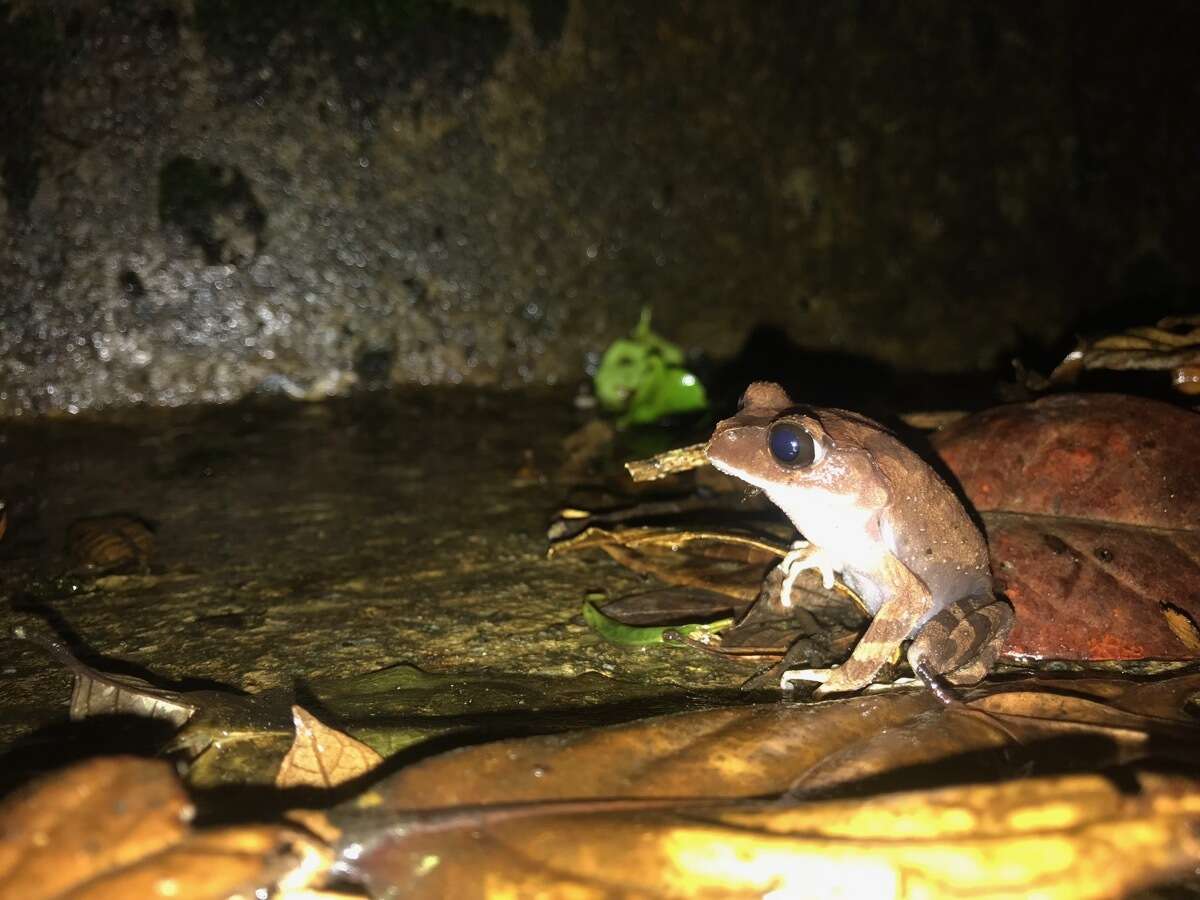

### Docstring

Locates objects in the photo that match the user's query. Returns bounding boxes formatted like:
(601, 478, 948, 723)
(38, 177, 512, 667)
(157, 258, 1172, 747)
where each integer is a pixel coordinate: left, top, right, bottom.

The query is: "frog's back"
(865, 429, 993, 618)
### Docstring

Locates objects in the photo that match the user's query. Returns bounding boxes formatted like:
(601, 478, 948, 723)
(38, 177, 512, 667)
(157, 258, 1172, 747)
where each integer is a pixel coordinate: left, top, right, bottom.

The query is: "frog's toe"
(780, 667, 832, 691)
(778, 569, 799, 607)
(781, 665, 878, 697)
(811, 666, 874, 696)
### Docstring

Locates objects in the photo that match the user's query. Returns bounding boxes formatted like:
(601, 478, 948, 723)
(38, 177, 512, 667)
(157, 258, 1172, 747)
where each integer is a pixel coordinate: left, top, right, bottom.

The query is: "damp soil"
(0, 388, 755, 787)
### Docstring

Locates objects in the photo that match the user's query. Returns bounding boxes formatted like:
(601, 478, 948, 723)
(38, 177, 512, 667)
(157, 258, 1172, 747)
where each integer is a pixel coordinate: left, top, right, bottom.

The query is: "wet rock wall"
(0, 0, 1196, 414)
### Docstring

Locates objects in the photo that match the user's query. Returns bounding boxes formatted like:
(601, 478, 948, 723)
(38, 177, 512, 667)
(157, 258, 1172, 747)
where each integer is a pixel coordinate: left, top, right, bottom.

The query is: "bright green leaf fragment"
(594, 309, 708, 426)
(582, 601, 731, 648)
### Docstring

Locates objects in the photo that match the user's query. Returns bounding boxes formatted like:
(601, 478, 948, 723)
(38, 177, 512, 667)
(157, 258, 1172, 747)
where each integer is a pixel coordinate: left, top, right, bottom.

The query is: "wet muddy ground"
(0, 389, 754, 787)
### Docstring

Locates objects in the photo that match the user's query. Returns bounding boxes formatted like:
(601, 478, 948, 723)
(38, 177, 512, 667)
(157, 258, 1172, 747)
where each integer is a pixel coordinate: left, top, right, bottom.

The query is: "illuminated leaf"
(0, 757, 334, 899)
(276, 706, 383, 789)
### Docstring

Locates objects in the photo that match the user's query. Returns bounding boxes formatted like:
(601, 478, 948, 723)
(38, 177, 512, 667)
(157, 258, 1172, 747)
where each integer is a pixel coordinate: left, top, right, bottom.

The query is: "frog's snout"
(705, 417, 739, 457)
(707, 420, 757, 477)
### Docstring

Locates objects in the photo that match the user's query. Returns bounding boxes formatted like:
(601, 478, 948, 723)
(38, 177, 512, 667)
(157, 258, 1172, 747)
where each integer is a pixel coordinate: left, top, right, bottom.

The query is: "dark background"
(0, 0, 1196, 415)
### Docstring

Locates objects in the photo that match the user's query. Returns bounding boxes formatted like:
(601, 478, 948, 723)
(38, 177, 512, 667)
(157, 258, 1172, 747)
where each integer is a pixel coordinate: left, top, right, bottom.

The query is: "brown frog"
(706, 382, 1013, 698)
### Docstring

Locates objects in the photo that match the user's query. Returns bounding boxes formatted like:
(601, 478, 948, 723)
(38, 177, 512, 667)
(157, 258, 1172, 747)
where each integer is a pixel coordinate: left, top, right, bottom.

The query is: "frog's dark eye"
(768, 423, 816, 467)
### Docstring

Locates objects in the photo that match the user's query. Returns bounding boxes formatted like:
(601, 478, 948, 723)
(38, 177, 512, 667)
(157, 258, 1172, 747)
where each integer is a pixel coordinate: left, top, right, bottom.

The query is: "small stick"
(624, 443, 709, 482)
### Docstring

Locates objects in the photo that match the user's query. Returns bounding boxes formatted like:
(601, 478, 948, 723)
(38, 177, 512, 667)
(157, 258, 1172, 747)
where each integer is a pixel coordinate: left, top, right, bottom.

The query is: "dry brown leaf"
(14, 626, 197, 726)
(322, 675, 1197, 900)
(0, 757, 191, 900)
(284, 809, 345, 845)
(782, 676, 1200, 796)
(66, 514, 155, 572)
(276, 705, 384, 789)
(349, 695, 926, 812)
(550, 524, 786, 562)
(70, 668, 197, 725)
(0, 757, 337, 900)
(549, 525, 785, 601)
(70, 825, 332, 900)
(934, 394, 1200, 661)
(341, 770, 1200, 899)
(788, 689, 1185, 797)
(598, 587, 741, 625)
(1049, 314, 1200, 393)
(1162, 603, 1200, 652)
(344, 674, 1200, 814)
(980, 514, 1200, 660)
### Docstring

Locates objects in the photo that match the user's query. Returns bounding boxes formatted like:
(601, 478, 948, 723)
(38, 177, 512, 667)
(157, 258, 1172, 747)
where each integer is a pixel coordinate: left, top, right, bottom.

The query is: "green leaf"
(593, 309, 708, 425)
(620, 365, 707, 426)
(582, 601, 731, 648)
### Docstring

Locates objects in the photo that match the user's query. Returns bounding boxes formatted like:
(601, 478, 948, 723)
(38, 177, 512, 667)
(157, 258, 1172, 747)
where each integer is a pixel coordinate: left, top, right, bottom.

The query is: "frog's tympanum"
(706, 382, 1013, 698)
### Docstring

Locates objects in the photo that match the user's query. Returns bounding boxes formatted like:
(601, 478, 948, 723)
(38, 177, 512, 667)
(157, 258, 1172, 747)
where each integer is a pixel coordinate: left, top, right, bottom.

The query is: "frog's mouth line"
(705, 455, 765, 501)
(705, 452, 746, 480)
(706, 462, 777, 515)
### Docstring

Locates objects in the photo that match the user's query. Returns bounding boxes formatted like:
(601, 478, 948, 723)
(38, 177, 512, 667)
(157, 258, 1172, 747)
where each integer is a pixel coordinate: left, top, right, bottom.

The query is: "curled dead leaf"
(277, 705, 384, 789)
(1162, 603, 1200, 652)
(14, 624, 302, 786)
(66, 514, 155, 573)
(550, 525, 785, 601)
(596, 587, 740, 626)
(1048, 314, 1200, 393)
(14, 625, 197, 728)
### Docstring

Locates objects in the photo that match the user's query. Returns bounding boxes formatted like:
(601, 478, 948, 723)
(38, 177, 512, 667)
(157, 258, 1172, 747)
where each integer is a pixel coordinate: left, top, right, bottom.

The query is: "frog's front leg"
(778, 540, 838, 606)
(907, 593, 1014, 688)
(812, 554, 934, 696)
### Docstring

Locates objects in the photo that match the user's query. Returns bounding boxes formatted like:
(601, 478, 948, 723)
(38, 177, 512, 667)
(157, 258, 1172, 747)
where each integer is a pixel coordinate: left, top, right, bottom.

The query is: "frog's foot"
(904, 594, 1024, 743)
(908, 657, 1026, 744)
(812, 660, 883, 697)
(810, 570, 927, 697)
(780, 667, 830, 690)
(907, 593, 1015, 688)
(781, 666, 913, 694)
(778, 540, 837, 607)
(783, 666, 865, 696)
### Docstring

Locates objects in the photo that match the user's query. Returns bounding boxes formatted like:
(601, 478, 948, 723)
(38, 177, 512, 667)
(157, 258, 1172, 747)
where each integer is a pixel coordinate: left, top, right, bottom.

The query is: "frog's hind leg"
(907, 593, 1014, 687)
(813, 610, 916, 694)
(814, 555, 935, 696)
(908, 595, 1022, 744)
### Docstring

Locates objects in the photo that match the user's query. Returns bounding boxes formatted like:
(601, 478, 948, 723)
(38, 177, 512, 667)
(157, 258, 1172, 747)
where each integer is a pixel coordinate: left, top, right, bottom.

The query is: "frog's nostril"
(710, 419, 735, 440)
(706, 424, 738, 458)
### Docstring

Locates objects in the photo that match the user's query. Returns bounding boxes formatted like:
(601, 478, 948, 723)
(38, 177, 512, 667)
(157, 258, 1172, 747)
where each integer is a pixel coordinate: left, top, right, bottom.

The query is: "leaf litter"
(8, 610, 1200, 897)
